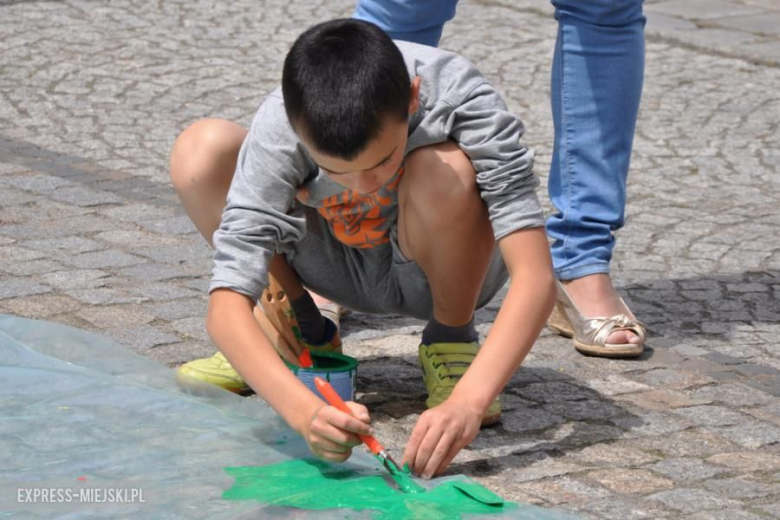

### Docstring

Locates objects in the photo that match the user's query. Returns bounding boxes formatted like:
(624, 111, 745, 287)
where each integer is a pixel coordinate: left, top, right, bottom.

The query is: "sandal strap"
(586, 314, 646, 347)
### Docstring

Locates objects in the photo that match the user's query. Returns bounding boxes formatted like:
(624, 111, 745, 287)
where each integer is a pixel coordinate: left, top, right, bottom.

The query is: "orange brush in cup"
(261, 275, 313, 368)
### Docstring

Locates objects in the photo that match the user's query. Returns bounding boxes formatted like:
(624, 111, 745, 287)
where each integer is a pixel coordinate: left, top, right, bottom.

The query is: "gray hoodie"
(209, 40, 544, 300)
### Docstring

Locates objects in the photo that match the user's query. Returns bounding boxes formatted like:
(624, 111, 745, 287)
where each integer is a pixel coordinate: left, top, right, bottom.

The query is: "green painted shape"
(383, 455, 425, 494)
(223, 459, 514, 519)
(452, 482, 505, 505)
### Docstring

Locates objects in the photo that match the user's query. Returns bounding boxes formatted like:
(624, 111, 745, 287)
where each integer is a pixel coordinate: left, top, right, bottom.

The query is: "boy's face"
(303, 77, 421, 196)
(306, 120, 408, 195)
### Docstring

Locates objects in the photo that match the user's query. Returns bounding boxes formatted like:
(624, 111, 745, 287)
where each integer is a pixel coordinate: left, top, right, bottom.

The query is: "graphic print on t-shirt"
(315, 166, 404, 249)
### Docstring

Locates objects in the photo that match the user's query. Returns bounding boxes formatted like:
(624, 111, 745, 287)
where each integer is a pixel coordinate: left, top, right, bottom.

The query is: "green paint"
(285, 352, 359, 374)
(384, 457, 425, 494)
(451, 482, 505, 505)
(223, 459, 515, 519)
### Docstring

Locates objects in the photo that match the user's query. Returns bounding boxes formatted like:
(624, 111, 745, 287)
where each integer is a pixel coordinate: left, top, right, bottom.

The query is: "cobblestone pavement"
(501, 0, 780, 66)
(1, 0, 779, 518)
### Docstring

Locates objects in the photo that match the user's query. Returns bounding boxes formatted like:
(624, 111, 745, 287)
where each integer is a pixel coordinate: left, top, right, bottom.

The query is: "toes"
(607, 330, 639, 345)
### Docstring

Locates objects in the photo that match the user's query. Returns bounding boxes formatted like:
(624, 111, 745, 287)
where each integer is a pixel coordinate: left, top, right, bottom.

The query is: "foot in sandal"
(547, 274, 645, 358)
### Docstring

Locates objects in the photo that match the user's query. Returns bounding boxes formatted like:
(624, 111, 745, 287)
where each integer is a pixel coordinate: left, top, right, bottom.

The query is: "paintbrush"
(313, 376, 399, 474)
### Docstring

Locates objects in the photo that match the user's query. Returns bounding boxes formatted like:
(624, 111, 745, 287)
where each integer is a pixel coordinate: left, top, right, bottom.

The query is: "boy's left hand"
(401, 398, 482, 479)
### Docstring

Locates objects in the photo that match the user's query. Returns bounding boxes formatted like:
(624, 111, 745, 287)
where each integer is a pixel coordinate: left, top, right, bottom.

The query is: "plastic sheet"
(0, 314, 578, 519)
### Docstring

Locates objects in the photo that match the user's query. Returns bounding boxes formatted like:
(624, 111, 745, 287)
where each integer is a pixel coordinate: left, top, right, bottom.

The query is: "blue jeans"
(354, 0, 645, 281)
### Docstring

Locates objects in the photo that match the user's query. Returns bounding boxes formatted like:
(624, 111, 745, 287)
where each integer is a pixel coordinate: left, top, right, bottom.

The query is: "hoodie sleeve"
(442, 74, 545, 241)
(209, 93, 312, 300)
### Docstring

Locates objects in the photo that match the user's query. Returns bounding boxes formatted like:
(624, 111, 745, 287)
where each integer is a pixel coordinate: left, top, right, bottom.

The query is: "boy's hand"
(303, 402, 373, 463)
(401, 398, 482, 479)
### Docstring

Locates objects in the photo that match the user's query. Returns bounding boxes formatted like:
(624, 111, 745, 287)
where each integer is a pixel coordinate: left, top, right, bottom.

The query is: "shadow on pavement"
(622, 269, 780, 340)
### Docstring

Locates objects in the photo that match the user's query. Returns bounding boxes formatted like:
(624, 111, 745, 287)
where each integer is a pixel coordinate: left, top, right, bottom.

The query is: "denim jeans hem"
(555, 263, 610, 282)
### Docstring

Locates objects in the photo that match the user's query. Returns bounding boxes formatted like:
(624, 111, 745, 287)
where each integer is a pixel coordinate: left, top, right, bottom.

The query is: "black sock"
(290, 292, 327, 344)
(421, 316, 478, 345)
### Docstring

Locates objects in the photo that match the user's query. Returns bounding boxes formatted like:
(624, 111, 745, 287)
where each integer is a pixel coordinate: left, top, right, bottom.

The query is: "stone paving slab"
(485, 0, 780, 65)
(1, 0, 780, 518)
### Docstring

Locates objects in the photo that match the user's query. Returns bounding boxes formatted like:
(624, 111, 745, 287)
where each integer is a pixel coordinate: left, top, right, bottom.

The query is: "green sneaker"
(418, 342, 501, 426)
(176, 319, 342, 394)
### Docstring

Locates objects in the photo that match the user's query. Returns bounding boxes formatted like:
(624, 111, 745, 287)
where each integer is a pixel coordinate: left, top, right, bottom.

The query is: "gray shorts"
(286, 206, 508, 320)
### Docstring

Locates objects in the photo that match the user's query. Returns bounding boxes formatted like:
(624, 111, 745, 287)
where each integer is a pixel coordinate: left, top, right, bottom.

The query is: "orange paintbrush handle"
(314, 376, 382, 454)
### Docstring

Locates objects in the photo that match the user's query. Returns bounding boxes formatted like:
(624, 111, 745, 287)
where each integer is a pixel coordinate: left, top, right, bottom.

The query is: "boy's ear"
(408, 76, 422, 115)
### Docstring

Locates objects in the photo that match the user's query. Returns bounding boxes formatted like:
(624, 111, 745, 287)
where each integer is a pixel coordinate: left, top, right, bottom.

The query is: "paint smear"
(223, 459, 515, 519)
(385, 460, 425, 494)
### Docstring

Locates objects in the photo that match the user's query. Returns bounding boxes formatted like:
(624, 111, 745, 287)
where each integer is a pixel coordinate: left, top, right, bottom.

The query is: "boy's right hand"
(303, 402, 372, 462)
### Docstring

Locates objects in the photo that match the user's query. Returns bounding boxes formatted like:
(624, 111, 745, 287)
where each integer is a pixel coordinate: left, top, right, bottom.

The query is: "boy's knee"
(169, 118, 243, 192)
(402, 141, 478, 219)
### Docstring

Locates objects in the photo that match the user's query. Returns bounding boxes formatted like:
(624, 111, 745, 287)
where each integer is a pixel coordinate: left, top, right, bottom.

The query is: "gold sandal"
(547, 281, 645, 358)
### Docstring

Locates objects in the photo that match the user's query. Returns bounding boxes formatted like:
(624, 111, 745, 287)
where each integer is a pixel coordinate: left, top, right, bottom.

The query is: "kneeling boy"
(171, 19, 555, 479)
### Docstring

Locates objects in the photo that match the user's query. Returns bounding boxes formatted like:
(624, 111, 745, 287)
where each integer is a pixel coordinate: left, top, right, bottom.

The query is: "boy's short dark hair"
(282, 19, 411, 160)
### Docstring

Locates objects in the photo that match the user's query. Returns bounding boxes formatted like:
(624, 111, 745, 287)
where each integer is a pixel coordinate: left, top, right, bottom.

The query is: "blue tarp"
(0, 314, 578, 519)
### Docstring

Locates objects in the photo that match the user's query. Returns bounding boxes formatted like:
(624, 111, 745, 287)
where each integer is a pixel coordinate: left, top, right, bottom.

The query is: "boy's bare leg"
(169, 118, 246, 249)
(396, 141, 494, 327)
(169, 118, 328, 320)
(396, 140, 509, 478)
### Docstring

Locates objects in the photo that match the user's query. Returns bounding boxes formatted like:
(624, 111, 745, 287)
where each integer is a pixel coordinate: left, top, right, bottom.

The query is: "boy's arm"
(207, 288, 373, 460)
(211, 92, 313, 301)
(207, 288, 321, 432)
(208, 94, 372, 461)
(451, 226, 556, 420)
(402, 65, 552, 477)
(402, 227, 556, 478)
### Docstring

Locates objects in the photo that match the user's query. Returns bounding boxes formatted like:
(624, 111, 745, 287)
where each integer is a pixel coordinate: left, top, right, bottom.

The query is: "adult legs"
(353, 0, 457, 46)
(546, 0, 645, 344)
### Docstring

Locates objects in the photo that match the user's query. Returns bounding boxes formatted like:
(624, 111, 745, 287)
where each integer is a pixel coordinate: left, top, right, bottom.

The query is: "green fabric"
(223, 459, 514, 519)
(453, 482, 506, 506)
